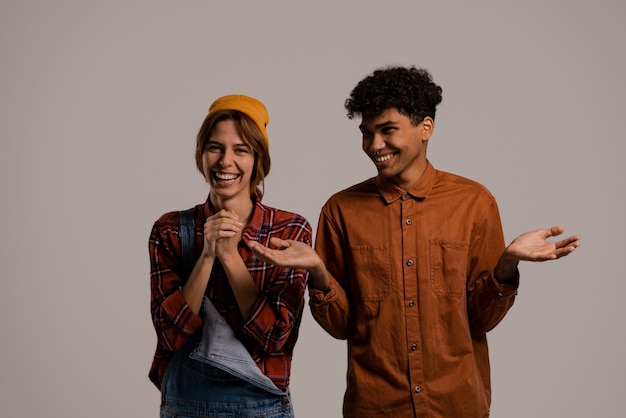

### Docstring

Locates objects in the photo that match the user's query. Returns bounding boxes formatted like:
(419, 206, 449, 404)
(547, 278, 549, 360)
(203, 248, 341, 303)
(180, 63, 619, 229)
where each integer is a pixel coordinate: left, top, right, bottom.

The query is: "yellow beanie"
(207, 94, 270, 146)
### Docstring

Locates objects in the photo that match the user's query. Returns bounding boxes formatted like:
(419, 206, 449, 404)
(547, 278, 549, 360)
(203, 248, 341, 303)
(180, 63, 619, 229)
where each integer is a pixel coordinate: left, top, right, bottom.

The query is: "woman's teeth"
(214, 172, 239, 181)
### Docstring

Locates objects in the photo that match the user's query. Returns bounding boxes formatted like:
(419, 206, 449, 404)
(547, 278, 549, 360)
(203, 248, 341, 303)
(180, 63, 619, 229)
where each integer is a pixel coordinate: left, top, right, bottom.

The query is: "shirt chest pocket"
(429, 240, 469, 298)
(346, 244, 391, 301)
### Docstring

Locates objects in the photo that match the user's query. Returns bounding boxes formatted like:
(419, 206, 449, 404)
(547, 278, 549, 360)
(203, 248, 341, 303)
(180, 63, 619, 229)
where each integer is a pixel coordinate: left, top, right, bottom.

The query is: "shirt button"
(411, 343, 418, 351)
(405, 219, 412, 225)
(408, 300, 415, 307)
(414, 386, 422, 393)
(406, 259, 414, 266)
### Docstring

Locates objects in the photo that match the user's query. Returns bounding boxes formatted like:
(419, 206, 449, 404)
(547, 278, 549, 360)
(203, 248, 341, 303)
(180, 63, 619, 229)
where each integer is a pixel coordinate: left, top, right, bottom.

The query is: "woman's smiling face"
(202, 119, 255, 202)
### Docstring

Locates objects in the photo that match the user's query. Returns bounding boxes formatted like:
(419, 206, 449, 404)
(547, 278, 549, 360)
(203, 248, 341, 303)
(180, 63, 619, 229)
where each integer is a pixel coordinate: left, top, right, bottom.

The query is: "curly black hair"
(345, 66, 443, 125)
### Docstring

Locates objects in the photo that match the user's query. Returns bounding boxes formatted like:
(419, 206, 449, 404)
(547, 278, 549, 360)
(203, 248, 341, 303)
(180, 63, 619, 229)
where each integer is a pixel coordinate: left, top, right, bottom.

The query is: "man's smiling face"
(360, 108, 433, 190)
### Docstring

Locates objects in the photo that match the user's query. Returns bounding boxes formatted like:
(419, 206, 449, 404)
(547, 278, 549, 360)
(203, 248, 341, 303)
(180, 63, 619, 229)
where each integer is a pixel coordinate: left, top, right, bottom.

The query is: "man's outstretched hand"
(248, 238, 331, 291)
(248, 238, 319, 269)
(506, 226, 581, 262)
(495, 226, 581, 282)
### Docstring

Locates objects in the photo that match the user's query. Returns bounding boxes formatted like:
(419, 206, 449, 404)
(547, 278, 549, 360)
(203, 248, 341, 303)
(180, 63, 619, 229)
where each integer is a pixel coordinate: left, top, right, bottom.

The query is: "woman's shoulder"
(152, 202, 205, 230)
(154, 210, 179, 226)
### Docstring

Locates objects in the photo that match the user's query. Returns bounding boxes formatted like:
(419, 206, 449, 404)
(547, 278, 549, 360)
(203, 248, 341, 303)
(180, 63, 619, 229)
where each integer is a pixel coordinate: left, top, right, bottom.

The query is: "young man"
(249, 66, 580, 417)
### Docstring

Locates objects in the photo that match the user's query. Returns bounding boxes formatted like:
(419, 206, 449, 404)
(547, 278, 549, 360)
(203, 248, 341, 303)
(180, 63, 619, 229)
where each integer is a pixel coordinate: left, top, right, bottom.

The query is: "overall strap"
(178, 208, 197, 284)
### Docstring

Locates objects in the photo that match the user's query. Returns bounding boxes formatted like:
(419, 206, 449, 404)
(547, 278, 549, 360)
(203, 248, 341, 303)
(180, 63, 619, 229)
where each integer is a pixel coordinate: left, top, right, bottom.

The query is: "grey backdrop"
(2, 1, 624, 417)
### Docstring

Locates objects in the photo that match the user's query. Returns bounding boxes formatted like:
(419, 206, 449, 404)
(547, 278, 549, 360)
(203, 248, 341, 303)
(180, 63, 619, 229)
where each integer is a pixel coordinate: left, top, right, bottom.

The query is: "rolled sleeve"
(308, 277, 352, 340)
(150, 218, 202, 352)
(242, 268, 308, 353)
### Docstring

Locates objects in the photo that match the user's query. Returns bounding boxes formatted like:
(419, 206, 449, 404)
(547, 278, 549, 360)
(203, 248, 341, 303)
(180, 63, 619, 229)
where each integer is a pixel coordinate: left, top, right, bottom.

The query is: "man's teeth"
(375, 154, 393, 162)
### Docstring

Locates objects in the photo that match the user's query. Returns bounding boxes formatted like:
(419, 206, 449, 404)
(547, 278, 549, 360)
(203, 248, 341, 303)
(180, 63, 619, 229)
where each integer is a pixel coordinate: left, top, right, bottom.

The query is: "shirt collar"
(375, 160, 437, 203)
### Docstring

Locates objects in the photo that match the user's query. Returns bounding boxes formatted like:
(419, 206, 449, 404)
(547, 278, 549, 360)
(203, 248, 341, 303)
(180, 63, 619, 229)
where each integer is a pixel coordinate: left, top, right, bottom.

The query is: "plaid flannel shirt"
(149, 197, 312, 391)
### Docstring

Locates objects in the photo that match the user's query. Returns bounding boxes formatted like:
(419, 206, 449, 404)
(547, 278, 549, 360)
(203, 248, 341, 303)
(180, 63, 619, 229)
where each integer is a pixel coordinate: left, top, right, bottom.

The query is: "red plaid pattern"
(149, 197, 312, 391)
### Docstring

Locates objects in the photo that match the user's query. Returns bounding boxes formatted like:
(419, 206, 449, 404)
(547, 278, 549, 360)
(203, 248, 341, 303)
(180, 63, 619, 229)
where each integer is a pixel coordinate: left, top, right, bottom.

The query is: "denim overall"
(160, 297, 294, 417)
(159, 209, 294, 418)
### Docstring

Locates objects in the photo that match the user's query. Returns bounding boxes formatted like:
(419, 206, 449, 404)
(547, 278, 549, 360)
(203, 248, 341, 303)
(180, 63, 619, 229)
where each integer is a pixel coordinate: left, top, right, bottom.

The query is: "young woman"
(149, 95, 311, 417)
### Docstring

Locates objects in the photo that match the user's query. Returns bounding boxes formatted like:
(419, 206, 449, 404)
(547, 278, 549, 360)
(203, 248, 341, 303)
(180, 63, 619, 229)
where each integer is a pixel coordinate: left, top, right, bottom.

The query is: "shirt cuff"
(493, 268, 520, 297)
(162, 288, 203, 333)
(308, 279, 337, 305)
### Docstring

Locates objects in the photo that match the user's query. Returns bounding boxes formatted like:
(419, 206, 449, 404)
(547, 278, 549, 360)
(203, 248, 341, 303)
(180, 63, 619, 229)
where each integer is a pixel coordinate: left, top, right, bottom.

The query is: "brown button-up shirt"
(309, 162, 518, 417)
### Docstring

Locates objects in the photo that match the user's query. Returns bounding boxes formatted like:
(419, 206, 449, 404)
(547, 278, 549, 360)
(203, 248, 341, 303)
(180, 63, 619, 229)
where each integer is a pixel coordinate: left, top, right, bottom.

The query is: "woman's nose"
(219, 150, 233, 166)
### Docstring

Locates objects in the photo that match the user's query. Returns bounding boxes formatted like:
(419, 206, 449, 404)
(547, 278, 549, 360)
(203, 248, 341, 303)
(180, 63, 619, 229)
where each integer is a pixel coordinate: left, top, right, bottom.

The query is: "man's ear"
(421, 117, 434, 141)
